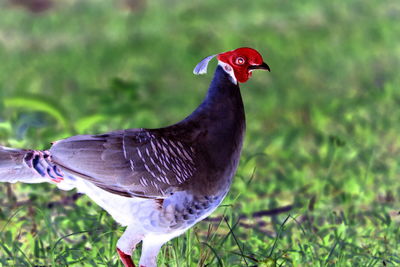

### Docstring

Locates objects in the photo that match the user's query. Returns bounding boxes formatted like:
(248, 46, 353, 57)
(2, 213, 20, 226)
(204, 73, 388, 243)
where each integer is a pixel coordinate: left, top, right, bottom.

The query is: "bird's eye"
(235, 57, 245, 65)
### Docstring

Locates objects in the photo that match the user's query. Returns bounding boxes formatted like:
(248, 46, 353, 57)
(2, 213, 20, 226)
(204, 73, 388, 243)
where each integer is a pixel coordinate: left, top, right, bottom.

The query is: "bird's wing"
(49, 129, 197, 198)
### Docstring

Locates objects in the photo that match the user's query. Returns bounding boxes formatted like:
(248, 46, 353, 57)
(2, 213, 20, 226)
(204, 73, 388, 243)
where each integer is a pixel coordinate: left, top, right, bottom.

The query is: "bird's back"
(50, 66, 245, 201)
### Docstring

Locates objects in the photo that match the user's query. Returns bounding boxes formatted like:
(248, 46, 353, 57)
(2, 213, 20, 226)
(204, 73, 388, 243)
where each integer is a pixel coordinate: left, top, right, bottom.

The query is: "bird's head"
(193, 47, 270, 84)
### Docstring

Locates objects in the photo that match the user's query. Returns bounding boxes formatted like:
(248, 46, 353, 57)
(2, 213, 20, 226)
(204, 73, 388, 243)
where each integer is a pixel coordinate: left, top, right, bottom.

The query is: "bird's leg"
(139, 237, 165, 267)
(24, 150, 64, 183)
(117, 248, 136, 267)
(116, 225, 144, 267)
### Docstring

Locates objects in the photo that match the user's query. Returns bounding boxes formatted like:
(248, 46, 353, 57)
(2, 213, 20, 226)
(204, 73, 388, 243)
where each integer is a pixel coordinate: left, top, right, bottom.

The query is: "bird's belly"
(152, 191, 226, 232)
(63, 177, 226, 232)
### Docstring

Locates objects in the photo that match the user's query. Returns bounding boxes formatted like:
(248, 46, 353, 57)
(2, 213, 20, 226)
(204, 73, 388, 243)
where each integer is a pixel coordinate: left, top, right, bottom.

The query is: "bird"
(0, 47, 270, 267)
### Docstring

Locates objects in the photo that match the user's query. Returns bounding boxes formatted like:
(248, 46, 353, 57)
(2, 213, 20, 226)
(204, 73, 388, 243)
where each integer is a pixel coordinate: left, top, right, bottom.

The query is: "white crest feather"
(193, 54, 216, 75)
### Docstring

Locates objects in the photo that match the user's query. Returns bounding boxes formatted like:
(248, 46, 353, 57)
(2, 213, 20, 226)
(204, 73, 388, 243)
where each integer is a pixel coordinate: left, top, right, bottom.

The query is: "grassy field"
(0, 0, 399, 266)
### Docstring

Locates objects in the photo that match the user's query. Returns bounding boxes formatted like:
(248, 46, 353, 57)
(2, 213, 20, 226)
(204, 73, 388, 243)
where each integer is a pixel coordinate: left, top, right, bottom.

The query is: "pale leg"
(138, 236, 166, 267)
(117, 225, 145, 267)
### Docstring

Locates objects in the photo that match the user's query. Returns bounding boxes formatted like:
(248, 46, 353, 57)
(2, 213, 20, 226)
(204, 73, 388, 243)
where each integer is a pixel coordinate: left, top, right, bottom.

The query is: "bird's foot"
(117, 248, 136, 267)
(24, 150, 64, 183)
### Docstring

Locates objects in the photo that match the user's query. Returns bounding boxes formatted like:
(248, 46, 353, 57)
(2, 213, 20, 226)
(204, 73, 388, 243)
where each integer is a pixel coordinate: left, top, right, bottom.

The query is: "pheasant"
(0, 47, 270, 267)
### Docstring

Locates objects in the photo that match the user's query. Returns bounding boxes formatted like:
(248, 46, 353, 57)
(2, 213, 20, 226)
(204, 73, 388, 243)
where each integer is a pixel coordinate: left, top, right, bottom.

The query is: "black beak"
(249, 62, 271, 72)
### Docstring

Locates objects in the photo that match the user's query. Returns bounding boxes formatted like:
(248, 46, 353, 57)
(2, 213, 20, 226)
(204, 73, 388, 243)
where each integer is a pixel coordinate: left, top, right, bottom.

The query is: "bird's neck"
(183, 65, 245, 166)
(186, 65, 245, 126)
(181, 65, 246, 195)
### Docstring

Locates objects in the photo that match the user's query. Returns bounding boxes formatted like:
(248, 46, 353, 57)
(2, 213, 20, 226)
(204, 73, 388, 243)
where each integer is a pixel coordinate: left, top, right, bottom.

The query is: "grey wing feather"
(49, 129, 196, 198)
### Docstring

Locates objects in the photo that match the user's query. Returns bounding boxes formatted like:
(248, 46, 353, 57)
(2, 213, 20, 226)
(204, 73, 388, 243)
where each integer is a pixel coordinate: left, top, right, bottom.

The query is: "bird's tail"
(0, 146, 52, 184)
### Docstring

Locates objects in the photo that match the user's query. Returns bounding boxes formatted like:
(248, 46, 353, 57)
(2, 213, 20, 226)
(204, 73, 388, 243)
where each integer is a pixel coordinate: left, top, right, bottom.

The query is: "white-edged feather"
(193, 54, 216, 75)
(218, 61, 237, 84)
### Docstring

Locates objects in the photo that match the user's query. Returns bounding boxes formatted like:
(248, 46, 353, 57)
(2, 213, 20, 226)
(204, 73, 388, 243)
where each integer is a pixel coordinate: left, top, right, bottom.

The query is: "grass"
(0, 0, 399, 266)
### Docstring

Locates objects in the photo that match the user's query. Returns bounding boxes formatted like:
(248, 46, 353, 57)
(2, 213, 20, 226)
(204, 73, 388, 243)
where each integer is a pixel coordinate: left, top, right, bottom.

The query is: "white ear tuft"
(193, 54, 216, 75)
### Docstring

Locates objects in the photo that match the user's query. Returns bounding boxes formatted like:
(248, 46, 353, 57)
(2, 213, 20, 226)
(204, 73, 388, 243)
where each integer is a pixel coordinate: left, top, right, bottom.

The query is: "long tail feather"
(0, 146, 48, 184)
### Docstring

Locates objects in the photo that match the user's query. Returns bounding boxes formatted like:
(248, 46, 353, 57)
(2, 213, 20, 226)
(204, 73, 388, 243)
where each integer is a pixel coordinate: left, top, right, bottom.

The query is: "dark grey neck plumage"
(179, 65, 246, 174)
(185, 65, 245, 126)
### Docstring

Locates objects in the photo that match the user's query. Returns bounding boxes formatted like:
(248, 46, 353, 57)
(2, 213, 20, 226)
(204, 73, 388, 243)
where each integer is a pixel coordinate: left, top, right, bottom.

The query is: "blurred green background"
(0, 0, 399, 266)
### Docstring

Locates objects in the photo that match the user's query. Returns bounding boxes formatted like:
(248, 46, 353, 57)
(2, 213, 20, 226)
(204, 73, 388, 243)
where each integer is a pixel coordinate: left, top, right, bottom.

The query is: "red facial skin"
(217, 47, 265, 83)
